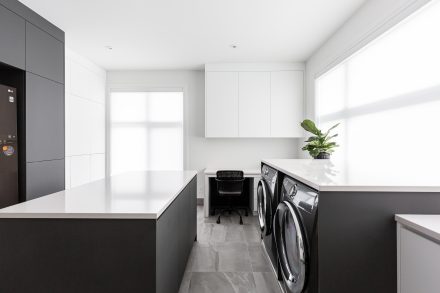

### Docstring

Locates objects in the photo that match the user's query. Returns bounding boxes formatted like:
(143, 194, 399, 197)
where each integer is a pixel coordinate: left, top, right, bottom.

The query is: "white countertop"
(0, 170, 197, 219)
(396, 215, 440, 242)
(262, 159, 440, 192)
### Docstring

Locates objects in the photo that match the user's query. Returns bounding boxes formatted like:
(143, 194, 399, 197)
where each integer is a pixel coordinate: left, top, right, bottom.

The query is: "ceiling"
(19, 0, 366, 70)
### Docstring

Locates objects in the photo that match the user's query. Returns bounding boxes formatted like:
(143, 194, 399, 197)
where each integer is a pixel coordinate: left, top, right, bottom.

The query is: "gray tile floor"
(179, 206, 282, 293)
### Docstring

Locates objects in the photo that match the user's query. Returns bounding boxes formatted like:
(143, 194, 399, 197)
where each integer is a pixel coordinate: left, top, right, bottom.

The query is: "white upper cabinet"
(205, 71, 239, 137)
(271, 71, 304, 137)
(239, 72, 271, 137)
(205, 63, 304, 138)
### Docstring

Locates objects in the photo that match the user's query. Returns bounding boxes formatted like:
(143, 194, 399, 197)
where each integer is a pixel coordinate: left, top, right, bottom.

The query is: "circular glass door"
(274, 201, 308, 293)
(257, 179, 272, 236)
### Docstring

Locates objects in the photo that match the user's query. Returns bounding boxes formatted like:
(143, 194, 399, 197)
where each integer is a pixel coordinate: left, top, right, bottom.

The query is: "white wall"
(305, 0, 432, 120)
(107, 70, 299, 197)
(65, 48, 106, 189)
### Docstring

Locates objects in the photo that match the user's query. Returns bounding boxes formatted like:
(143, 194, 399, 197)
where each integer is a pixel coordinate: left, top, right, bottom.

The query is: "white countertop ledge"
(0, 170, 197, 219)
(395, 215, 440, 242)
(262, 159, 440, 192)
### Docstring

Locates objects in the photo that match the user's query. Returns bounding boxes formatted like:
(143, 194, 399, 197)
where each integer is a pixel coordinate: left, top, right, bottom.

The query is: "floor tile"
(253, 272, 282, 293)
(180, 206, 281, 293)
(243, 224, 261, 243)
(186, 242, 218, 272)
(198, 223, 227, 243)
(188, 272, 256, 293)
(178, 271, 191, 293)
(248, 242, 272, 272)
(225, 224, 246, 242)
(215, 242, 252, 272)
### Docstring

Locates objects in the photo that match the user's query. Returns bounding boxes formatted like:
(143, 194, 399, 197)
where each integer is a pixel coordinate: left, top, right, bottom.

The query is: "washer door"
(274, 201, 308, 293)
(257, 179, 273, 236)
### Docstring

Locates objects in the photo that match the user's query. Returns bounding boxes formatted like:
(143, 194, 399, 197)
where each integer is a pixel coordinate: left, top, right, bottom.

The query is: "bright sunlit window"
(109, 91, 184, 175)
(316, 0, 440, 168)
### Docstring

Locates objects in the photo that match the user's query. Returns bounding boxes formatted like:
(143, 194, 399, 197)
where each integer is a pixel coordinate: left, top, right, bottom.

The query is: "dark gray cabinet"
(0, 176, 197, 292)
(0, 4, 25, 69)
(26, 22, 64, 84)
(0, 0, 65, 203)
(156, 178, 197, 293)
(0, 0, 64, 42)
(26, 159, 64, 200)
(26, 73, 64, 162)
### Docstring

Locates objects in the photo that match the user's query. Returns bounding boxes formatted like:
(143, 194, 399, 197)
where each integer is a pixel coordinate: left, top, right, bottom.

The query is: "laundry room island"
(0, 170, 197, 293)
(261, 159, 440, 293)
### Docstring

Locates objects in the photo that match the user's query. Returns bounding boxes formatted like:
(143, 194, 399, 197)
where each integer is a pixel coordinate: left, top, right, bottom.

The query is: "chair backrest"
(216, 170, 245, 196)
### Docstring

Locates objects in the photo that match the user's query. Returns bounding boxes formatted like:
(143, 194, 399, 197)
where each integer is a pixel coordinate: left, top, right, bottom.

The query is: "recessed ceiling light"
(230, 44, 238, 49)
(105, 46, 113, 50)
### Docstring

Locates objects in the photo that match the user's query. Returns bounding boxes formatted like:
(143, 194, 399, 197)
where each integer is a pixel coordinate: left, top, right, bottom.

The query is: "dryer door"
(257, 179, 272, 236)
(274, 201, 308, 293)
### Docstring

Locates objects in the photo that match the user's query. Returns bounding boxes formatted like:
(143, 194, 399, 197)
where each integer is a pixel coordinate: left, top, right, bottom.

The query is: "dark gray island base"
(0, 175, 197, 293)
(318, 190, 440, 293)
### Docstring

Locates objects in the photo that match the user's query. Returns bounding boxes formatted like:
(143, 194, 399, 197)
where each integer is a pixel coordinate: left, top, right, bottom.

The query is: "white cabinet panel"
(65, 58, 72, 93)
(89, 102, 105, 154)
(65, 156, 71, 189)
(70, 155, 90, 188)
(270, 71, 304, 137)
(238, 72, 270, 137)
(205, 64, 304, 138)
(90, 154, 105, 181)
(71, 60, 105, 104)
(70, 96, 92, 155)
(206, 72, 239, 137)
(65, 94, 72, 157)
(399, 227, 440, 293)
(70, 96, 104, 156)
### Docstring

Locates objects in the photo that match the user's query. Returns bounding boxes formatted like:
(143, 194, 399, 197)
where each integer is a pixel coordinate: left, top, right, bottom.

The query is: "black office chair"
(215, 170, 246, 225)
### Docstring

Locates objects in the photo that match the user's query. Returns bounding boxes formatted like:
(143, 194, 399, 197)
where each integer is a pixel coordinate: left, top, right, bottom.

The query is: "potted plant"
(300, 119, 339, 159)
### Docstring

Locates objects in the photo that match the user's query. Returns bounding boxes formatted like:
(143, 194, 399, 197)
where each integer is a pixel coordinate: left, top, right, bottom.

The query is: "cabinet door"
(400, 227, 440, 293)
(26, 22, 64, 84)
(0, 5, 25, 69)
(26, 159, 65, 200)
(238, 72, 270, 137)
(205, 72, 239, 137)
(270, 71, 304, 137)
(26, 73, 65, 162)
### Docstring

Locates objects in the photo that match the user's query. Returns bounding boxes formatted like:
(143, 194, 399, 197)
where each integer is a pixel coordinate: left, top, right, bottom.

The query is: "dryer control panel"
(282, 178, 318, 214)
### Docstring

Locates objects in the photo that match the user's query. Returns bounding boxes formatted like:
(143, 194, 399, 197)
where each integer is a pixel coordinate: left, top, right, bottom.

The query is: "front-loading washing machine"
(257, 164, 279, 271)
(274, 176, 319, 293)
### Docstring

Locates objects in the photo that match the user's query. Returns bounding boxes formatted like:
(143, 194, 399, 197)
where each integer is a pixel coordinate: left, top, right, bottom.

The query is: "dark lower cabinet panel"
(0, 4, 26, 69)
(26, 159, 64, 200)
(156, 177, 197, 293)
(25, 22, 64, 84)
(26, 72, 64, 163)
(0, 219, 156, 293)
(318, 191, 440, 293)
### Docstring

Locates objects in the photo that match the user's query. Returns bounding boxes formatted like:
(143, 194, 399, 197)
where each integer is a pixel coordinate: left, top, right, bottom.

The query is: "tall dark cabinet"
(0, 0, 65, 203)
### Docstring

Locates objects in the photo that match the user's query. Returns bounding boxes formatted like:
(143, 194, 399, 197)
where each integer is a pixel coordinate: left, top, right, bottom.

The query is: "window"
(316, 0, 440, 169)
(109, 91, 184, 175)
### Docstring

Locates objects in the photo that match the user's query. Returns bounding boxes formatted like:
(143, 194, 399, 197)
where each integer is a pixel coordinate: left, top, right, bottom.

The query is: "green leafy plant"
(301, 119, 340, 159)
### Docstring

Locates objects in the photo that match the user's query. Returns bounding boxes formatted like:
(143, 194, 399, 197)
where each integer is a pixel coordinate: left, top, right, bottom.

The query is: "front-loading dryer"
(257, 164, 279, 271)
(274, 176, 319, 293)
